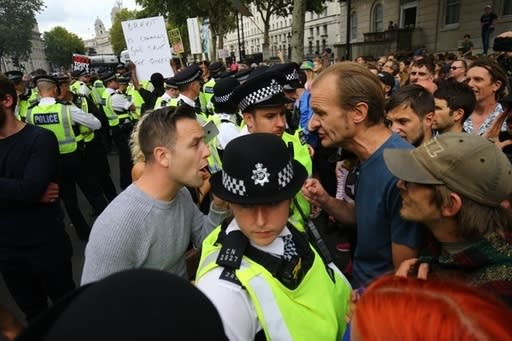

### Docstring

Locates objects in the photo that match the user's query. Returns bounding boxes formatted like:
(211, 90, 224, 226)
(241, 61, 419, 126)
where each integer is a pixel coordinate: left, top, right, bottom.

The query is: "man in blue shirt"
(302, 62, 424, 287)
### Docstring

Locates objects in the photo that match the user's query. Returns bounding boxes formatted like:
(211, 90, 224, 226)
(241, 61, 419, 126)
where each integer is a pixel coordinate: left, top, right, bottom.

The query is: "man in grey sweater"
(81, 105, 229, 285)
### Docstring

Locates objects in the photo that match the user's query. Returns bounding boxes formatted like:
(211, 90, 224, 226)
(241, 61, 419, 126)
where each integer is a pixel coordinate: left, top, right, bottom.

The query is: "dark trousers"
(84, 138, 117, 202)
(0, 233, 75, 321)
(111, 124, 134, 190)
(482, 28, 494, 55)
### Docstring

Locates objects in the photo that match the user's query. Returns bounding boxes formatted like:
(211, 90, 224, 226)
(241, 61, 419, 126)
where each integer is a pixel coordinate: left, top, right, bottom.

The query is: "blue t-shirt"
(352, 133, 423, 286)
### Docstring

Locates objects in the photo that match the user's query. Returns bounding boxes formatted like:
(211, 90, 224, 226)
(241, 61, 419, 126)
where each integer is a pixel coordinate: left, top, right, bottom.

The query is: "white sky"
(36, 0, 141, 40)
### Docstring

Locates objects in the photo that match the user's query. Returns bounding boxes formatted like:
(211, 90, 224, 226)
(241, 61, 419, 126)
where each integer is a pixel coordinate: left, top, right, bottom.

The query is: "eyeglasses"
(450, 66, 464, 70)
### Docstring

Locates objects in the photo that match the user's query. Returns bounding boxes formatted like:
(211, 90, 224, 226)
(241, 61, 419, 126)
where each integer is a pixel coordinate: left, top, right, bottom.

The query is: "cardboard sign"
(169, 28, 184, 54)
(72, 54, 90, 73)
(122, 16, 174, 80)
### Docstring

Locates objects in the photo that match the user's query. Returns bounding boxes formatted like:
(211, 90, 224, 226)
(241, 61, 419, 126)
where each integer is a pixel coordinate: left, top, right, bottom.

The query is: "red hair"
(353, 276, 512, 341)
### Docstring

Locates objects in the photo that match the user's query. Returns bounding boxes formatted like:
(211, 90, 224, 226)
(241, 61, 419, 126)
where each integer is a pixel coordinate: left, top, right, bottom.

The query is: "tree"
(246, 0, 325, 61)
(110, 8, 140, 56)
(43, 26, 85, 70)
(136, 0, 237, 60)
(0, 0, 44, 69)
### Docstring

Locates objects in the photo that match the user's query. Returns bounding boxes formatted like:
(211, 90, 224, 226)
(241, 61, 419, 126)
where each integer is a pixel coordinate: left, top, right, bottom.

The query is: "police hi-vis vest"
(282, 131, 313, 227)
(154, 95, 179, 109)
(101, 90, 134, 127)
(200, 78, 216, 114)
(74, 96, 95, 143)
(196, 225, 351, 341)
(26, 103, 82, 154)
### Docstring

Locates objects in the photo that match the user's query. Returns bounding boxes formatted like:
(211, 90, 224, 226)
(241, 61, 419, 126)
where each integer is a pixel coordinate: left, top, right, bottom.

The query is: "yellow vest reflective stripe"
(26, 103, 79, 154)
(197, 226, 351, 341)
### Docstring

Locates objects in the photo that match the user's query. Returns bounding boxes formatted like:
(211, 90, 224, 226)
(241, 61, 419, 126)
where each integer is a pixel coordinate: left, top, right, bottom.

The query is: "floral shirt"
(463, 103, 506, 135)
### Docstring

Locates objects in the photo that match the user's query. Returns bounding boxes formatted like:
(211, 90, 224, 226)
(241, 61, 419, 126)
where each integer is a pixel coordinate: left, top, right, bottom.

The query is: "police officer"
(174, 64, 204, 117)
(199, 61, 225, 115)
(4, 70, 31, 120)
(100, 71, 137, 190)
(196, 133, 351, 341)
(211, 77, 241, 157)
(268, 62, 302, 133)
(231, 72, 313, 226)
(67, 74, 117, 203)
(154, 77, 179, 109)
(25, 75, 102, 241)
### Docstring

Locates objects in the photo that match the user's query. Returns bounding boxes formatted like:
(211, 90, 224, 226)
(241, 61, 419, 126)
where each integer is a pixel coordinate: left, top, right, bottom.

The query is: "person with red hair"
(351, 275, 512, 341)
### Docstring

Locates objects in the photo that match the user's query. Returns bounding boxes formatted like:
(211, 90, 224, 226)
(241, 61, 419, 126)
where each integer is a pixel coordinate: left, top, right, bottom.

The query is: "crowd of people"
(1, 30, 512, 340)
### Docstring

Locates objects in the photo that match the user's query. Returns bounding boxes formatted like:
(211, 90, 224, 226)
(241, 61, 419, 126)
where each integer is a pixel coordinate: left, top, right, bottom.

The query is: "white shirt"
(38, 97, 101, 130)
(196, 219, 292, 341)
(215, 113, 240, 150)
(106, 87, 133, 112)
(177, 94, 196, 107)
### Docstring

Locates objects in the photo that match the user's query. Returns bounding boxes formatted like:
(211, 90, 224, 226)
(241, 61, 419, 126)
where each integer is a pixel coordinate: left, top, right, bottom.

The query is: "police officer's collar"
(225, 219, 292, 257)
(38, 97, 57, 105)
(177, 94, 196, 107)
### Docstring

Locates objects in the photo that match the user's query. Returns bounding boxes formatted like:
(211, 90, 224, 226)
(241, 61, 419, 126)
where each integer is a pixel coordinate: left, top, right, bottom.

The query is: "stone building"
(223, 0, 512, 61)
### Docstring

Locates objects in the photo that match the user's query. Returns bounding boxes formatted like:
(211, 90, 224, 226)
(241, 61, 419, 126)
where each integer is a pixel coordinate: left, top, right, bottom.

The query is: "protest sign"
(122, 16, 174, 80)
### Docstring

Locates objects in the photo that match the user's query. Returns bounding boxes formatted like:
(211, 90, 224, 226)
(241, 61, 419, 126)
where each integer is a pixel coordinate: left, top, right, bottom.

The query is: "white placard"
(187, 17, 202, 55)
(122, 16, 174, 81)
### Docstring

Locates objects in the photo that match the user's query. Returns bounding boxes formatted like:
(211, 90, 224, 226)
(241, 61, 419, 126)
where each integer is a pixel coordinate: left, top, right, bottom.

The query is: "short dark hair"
(0, 75, 18, 108)
(385, 60, 400, 76)
(411, 58, 435, 76)
(385, 84, 435, 119)
(434, 82, 476, 122)
(138, 105, 197, 162)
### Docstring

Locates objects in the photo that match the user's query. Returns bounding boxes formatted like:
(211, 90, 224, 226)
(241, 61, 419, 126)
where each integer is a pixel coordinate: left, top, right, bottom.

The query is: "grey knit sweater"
(81, 184, 228, 285)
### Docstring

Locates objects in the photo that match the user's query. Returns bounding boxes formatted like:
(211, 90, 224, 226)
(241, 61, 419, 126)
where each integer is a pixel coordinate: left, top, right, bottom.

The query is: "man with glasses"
(384, 133, 512, 306)
(448, 59, 467, 83)
(81, 105, 229, 285)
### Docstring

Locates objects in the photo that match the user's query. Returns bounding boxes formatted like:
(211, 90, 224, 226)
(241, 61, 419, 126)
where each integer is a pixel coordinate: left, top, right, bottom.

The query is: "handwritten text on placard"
(122, 16, 174, 80)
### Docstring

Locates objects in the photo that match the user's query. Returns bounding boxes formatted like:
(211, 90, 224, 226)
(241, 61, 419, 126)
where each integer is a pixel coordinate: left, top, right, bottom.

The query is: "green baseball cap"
(383, 133, 512, 207)
(300, 61, 314, 70)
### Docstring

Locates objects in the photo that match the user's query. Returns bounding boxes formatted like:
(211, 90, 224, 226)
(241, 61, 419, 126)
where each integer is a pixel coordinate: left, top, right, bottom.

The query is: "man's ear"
(153, 146, 171, 167)
(243, 112, 254, 131)
(352, 102, 369, 124)
(452, 108, 465, 122)
(441, 192, 462, 217)
(423, 111, 435, 127)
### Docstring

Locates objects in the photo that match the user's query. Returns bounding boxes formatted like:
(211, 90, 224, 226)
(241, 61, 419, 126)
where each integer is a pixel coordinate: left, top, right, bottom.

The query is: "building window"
(316, 26, 320, 36)
(351, 11, 358, 40)
(373, 4, 383, 32)
(504, 0, 512, 15)
(444, 0, 460, 25)
(323, 25, 328, 36)
(309, 27, 314, 38)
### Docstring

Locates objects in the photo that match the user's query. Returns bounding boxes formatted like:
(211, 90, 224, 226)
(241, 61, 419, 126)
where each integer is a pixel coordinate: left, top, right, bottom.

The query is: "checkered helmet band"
(285, 69, 299, 81)
(239, 79, 283, 112)
(214, 92, 233, 104)
(222, 171, 246, 196)
(277, 161, 294, 189)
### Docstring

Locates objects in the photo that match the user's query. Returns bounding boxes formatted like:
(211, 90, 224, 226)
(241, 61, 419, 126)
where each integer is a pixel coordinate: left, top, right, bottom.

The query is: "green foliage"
(110, 8, 139, 55)
(0, 0, 45, 61)
(136, 0, 237, 58)
(43, 26, 85, 69)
